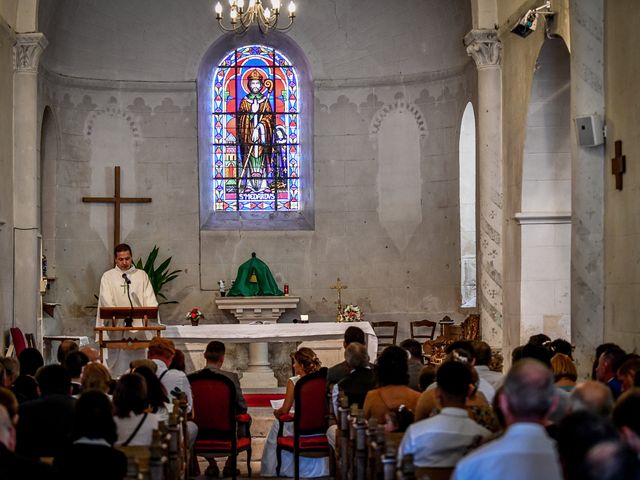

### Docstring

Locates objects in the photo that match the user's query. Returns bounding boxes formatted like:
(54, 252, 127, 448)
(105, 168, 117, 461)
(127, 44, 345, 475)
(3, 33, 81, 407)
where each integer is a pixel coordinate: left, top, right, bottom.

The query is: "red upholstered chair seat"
(194, 436, 251, 453)
(277, 435, 329, 450)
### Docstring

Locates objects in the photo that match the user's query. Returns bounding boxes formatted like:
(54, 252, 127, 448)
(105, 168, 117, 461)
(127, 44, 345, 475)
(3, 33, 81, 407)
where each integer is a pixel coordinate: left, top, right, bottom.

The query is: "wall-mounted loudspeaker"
(574, 114, 604, 147)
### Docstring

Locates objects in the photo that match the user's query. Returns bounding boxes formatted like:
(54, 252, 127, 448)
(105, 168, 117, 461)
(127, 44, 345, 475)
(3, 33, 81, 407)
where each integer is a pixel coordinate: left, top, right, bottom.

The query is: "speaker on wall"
(574, 114, 604, 147)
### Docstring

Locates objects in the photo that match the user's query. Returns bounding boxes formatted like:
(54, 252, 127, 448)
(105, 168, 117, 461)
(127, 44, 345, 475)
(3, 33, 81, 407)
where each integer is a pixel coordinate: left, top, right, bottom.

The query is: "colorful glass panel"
(212, 45, 300, 212)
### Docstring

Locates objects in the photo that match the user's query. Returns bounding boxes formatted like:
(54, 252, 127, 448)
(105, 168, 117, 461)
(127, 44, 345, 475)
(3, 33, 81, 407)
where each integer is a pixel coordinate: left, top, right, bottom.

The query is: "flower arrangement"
(337, 304, 363, 323)
(186, 308, 204, 326)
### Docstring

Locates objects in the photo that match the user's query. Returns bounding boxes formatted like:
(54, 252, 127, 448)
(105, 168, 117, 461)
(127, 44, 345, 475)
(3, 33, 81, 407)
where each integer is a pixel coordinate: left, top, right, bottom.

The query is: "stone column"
(464, 30, 503, 348)
(570, 0, 605, 376)
(12, 33, 47, 340)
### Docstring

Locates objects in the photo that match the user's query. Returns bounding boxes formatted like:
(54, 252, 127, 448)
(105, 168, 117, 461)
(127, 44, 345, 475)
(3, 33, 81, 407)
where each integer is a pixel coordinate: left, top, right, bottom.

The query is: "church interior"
(2, 0, 637, 375)
(1, 0, 640, 477)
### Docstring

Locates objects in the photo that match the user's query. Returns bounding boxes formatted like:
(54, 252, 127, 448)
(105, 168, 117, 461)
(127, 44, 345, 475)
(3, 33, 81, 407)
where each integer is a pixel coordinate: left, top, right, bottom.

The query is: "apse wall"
(37, 0, 475, 357)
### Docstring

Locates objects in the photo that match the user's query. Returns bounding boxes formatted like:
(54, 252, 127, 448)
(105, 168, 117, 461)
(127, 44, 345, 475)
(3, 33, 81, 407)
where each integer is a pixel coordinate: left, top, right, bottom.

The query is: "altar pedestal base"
(215, 296, 300, 389)
(242, 341, 278, 388)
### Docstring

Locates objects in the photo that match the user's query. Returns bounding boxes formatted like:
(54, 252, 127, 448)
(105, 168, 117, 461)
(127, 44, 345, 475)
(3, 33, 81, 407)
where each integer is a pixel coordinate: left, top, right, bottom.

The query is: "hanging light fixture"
(214, 0, 296, 34)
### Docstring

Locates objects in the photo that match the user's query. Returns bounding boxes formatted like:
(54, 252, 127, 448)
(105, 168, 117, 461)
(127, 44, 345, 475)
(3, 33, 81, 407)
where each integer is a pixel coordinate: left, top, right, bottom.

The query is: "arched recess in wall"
(459, 101, 476, 307)
(39, 105, 58, 274)
(516, 38, 571, 343)
(196, 31, 314, 231)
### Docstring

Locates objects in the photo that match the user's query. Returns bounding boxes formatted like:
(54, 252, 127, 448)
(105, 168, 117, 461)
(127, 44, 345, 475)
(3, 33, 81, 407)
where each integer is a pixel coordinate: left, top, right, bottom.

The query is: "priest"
(97, 243, 158, 376)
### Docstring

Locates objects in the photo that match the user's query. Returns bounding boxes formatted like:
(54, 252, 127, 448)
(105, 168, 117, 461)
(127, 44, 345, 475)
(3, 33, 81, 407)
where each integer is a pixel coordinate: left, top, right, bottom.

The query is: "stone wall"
(0, 14, 14, 349)
(604, 0, 640, 353)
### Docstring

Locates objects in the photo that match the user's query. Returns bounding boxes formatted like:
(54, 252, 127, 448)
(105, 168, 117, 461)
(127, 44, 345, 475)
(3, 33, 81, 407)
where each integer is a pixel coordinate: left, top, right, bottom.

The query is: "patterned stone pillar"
(569, 0, 605, 376)
(12, 33, 47, 341)
(464, 30, 503, 347)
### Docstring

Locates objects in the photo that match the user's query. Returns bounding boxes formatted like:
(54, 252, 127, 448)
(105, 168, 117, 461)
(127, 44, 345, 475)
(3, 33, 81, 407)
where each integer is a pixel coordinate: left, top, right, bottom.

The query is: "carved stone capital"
(464, 29, 502, 69)
(13, 33, 48, 73)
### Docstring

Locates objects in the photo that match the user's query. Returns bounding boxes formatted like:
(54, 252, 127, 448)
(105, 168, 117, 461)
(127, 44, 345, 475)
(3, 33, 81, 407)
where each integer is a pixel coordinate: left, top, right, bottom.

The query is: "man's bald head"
(80, 346, 100, 363)
(501, 358, 555, 422)
(570, 380, 614, 417)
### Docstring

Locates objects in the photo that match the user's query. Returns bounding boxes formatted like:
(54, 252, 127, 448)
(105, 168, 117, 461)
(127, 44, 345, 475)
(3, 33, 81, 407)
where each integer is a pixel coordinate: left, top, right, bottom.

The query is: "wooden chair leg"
(246, 447, 252, 477)
(294, 448, 300, 480)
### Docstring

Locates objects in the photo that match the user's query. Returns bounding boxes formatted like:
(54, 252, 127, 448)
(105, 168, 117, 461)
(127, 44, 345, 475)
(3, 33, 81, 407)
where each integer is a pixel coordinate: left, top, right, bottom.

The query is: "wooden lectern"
(95, 306, 165, 363)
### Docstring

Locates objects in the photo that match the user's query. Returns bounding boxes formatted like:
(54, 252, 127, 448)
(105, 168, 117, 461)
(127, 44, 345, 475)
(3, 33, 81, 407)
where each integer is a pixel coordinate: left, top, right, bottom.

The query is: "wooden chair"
(118, 428, 166, 480)
(336, 393, 351, 480)
(410, 319, 437, 343)
(188, 369, 253, 480)
(371, 321, 398, 354)
(276, 367, 331, 480)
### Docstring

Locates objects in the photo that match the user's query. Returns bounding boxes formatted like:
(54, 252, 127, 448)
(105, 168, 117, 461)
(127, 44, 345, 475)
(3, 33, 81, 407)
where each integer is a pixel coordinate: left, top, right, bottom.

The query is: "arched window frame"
(197, 31, 314, 230)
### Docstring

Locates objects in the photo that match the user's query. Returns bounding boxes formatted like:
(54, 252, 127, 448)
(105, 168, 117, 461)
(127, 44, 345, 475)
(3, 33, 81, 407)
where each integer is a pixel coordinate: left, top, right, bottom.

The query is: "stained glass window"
(212, 45, 300, 212)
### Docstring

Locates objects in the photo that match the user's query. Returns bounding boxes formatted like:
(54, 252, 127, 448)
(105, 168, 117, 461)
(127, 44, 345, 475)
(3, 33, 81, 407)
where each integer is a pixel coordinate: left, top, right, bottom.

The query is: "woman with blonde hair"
(81, 362, 112, 395)
(261, 347, 328, 477)
(551, 353, 578, 391)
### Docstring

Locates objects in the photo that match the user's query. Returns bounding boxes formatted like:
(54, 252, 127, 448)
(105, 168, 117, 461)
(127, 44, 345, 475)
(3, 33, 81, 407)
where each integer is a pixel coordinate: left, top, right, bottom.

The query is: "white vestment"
(97, 267, 158, 376)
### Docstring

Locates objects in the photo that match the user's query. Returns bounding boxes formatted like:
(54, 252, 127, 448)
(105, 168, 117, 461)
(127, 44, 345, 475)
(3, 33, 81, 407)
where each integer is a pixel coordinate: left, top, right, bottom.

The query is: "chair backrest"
(371, 321, 398, 350)
(294, 367, 329, 436)
(410, 319, 436, 342)
(9, 327, 28, 357)
(188, 369, 236, 438)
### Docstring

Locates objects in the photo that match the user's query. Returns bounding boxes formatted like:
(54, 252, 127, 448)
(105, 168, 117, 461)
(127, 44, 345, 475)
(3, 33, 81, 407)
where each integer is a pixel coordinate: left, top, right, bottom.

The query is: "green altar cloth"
(227, 252, 284, 296)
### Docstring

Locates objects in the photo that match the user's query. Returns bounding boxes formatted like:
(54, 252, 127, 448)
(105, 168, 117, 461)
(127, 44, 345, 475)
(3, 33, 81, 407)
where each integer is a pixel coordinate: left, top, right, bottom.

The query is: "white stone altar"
(163, 321, 378, 388)
(215, 296, 300, 387)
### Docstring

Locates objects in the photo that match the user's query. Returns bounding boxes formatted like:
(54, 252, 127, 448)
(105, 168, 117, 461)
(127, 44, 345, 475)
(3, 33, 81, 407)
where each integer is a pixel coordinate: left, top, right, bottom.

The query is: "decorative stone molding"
(464, 29, 502, 69)
(13, 33, 48, 73)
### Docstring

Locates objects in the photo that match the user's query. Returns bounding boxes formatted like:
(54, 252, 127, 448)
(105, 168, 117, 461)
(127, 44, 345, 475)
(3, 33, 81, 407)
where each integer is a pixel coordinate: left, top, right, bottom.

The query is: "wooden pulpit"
(95, 306, 165, 362)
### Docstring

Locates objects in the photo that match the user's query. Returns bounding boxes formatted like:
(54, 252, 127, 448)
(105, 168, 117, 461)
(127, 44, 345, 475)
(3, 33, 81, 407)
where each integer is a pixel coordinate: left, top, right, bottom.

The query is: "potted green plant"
(135, 245, 182, 304)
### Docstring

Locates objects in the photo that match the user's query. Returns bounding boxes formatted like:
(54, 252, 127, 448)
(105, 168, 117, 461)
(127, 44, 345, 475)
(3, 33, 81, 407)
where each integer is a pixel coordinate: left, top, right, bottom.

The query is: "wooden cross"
(612, 140, 626, 191)
(330, 277, 348, 312)
(82, 166, 152, 248)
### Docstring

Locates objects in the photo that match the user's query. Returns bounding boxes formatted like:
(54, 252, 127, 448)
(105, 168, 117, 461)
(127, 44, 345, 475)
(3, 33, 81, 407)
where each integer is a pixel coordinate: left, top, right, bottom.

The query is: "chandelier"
(214, 0, 297, 34)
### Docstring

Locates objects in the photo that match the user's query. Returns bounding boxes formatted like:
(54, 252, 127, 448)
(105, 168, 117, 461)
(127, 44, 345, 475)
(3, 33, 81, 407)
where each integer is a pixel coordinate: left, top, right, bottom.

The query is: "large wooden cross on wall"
(82, 166, 152, 249)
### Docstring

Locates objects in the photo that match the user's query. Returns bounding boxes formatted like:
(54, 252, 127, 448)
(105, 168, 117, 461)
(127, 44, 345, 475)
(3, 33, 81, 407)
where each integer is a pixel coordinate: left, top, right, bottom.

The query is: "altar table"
(163, 321, 377, 359)
(163, 321, 378, 387)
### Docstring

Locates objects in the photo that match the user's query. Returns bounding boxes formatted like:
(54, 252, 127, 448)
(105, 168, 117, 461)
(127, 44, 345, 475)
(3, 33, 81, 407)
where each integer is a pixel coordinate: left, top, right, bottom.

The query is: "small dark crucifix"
(612, 140, 626, 191)
(82, 166, 152, 248)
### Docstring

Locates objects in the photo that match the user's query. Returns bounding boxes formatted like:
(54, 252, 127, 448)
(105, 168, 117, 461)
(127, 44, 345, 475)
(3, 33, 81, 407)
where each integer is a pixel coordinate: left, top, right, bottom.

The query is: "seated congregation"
(1, 327, 640, 480)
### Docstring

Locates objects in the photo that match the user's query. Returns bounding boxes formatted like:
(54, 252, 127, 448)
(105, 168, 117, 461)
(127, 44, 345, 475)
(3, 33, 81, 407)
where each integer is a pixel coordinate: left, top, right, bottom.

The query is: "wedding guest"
(261, 348, 329, 478)
(112, 373, 160, 446)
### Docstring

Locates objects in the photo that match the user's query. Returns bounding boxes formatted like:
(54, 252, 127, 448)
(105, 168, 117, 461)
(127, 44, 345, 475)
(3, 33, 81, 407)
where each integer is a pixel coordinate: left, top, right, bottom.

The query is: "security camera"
(510, 1, 554, 38)
(511, 9, 538, 38)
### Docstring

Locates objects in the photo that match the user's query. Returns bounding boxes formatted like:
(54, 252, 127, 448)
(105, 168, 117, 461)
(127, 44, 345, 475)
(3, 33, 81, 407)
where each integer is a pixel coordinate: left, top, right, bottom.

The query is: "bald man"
(569, 380, 614, 417)
(453, 359, 562, 480)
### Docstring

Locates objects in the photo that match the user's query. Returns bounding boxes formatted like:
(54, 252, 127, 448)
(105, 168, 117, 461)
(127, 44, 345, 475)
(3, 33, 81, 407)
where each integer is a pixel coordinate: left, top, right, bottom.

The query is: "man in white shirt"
(147, 337, 198, 447)
(97, 243, 158, 375)
(147, 337, 193, 412)
(398, 361, 490, 468)
(452, 359, 562, 480)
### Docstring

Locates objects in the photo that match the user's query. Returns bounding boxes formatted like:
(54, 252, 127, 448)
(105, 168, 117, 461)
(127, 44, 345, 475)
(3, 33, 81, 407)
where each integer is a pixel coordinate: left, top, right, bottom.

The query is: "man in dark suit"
(191, 340, 248, 477)
(202, 341, 247, 413)
(327, 326, 367, 387)
(16, 364, 76, 459)
(0, 404, 59, 477)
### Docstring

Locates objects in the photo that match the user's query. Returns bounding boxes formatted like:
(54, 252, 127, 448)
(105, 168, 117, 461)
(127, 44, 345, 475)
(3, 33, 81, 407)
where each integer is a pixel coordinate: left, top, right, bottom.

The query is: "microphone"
(122, 273, 134, 327)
